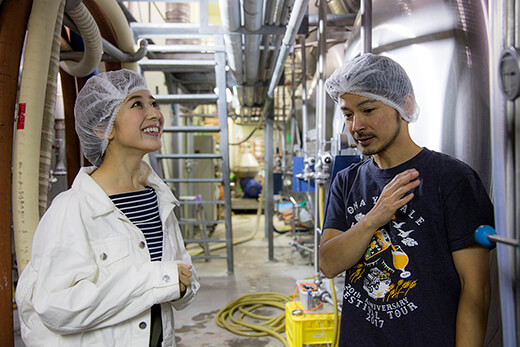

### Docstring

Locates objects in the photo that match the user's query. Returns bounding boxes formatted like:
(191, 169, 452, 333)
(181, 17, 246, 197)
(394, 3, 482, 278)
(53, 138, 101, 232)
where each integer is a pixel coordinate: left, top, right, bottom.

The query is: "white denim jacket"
(16, 163, 200, 346)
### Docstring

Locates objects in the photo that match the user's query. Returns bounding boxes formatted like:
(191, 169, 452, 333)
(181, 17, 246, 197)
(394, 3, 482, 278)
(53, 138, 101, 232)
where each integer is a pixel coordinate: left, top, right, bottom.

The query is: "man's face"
(339, 93, 403, 156)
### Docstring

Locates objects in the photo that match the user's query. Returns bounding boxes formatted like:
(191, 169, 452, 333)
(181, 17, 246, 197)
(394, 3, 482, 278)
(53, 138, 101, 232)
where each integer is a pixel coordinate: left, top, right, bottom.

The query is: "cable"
(229, 125, 260, 146)
(292, 282, 323, 312)
(216, 292, 292, 347)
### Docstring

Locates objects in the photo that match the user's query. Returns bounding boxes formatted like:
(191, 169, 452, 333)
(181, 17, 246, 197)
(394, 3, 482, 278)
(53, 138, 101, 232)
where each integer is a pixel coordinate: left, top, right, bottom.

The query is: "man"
(319, 53, 493, 346)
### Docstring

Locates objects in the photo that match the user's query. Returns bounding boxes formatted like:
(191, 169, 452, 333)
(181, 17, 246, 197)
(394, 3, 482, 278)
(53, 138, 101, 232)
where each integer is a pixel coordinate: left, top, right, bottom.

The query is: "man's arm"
(319, 169, 420, 278)
(320, 221, 379, 278)
(453, 244, 491, 347)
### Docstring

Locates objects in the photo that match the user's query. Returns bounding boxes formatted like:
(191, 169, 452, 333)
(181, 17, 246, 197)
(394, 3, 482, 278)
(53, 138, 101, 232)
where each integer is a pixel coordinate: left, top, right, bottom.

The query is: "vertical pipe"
(360, 0, 372, 53)
(512, 0, 520, 339)
(291, 48, 297, 154)
(314, 0, 327, 275)
(489, 0, 517, 344)
(0, 1, 33, 343)
(215, 38, 234, 273)
(282, 79, 287, 176)
(265, 101, 275, 260)
(300, 34, 308, 157)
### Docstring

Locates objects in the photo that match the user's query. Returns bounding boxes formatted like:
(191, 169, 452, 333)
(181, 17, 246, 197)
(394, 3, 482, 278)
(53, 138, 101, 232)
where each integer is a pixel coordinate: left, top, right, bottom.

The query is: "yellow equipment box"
(285, 301, 339, 347)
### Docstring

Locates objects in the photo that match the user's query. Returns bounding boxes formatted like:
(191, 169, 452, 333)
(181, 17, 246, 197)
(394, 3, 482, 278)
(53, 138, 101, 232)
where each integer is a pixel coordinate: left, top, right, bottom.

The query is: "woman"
(16, 69, 200, 346)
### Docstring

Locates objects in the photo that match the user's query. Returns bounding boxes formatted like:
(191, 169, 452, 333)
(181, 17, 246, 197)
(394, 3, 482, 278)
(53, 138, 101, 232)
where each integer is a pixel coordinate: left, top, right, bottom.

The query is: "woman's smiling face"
(107, 90, 164, 158)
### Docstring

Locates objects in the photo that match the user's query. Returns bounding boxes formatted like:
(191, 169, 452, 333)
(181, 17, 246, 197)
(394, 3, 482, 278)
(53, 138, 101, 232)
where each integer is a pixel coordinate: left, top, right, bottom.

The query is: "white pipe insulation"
(60, 2, 103, 77)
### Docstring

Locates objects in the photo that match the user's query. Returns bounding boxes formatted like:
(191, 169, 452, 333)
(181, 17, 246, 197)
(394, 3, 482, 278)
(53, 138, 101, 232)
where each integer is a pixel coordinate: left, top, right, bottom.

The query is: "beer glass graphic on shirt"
(365, 229, 411, 278)
(391, 245, 411, 278)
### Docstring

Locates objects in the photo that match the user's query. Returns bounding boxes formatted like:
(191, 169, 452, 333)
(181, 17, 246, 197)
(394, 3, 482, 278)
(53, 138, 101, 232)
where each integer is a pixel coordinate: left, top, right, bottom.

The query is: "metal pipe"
(300, 34, 308, 157)
(308, 13, 356, 27)
(313, 0, 328, 277)
(245, 34, 262, 84)
(282, 79, 287, 176)
(265, 102, 275, 260)
(218, 0, 244, 84)
(267, 0, 308, 97)
(488, 0, 517, 344)
(360, 0, 372, 53)
(258, 0, 277, 81)
(244, 0, 264, 84)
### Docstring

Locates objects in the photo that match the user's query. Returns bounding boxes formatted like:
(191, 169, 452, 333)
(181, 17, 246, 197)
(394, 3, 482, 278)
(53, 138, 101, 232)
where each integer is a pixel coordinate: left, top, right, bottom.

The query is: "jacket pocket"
(91, 239, 129, 267)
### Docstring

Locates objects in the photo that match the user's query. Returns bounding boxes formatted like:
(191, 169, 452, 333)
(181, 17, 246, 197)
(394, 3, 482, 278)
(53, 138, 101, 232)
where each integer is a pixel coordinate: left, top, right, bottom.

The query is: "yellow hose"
(330, 278, 339, 347)
(216, 292, 292, 346)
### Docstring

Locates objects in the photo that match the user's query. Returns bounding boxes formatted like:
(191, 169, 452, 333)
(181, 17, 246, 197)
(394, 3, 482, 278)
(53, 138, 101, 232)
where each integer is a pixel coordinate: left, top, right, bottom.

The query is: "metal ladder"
(131, 17, 234, 273)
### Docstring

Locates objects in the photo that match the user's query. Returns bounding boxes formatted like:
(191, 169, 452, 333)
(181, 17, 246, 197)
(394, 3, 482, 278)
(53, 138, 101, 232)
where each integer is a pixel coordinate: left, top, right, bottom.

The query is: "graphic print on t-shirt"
(344, 199, 423, 328)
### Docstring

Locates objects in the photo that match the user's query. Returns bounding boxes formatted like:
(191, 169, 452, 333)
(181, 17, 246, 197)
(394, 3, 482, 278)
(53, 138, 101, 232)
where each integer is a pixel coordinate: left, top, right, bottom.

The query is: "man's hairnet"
(325, 53, 419, 122)
(74, 69, 150, 167)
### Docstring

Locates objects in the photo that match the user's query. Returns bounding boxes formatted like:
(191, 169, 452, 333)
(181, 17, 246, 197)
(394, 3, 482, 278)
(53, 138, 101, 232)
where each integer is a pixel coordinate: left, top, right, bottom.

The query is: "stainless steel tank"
(335, 0, 491, 191)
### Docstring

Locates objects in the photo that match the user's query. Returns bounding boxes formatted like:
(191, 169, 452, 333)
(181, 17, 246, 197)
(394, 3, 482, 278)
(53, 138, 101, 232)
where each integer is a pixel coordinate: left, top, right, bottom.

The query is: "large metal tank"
(334, 0, 491, 191)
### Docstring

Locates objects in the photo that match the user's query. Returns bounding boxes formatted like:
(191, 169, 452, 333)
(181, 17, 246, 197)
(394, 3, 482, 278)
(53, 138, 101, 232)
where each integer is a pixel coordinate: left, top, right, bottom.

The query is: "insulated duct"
(244, 0, 264, 87)
(60, 2, 103, 77)
(219, 0, 244, 84)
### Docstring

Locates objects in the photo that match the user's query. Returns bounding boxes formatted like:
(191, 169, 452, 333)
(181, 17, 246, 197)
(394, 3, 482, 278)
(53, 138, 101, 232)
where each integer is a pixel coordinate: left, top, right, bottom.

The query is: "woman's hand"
(177, 263, 193, 296)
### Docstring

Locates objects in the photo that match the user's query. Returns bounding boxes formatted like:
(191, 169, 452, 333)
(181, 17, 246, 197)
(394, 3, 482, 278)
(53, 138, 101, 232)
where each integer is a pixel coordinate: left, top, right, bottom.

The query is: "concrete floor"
(174, 213, 325, 347)
(14, 213, 340, 346)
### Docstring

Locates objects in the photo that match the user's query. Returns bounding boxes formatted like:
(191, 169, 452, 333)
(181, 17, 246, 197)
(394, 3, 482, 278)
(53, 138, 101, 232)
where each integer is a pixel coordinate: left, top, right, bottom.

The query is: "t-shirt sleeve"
(443, 170, 495, 252)
(323, 171, 349, 231)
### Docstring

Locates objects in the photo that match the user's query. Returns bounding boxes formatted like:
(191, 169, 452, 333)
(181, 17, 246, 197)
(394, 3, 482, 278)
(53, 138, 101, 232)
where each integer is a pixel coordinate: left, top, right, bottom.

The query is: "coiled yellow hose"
(216, 292, 292, 346)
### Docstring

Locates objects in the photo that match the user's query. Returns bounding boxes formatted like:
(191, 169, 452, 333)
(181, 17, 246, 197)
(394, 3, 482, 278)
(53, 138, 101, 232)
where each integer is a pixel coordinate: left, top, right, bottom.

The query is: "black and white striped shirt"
(110, 187, 163, 261)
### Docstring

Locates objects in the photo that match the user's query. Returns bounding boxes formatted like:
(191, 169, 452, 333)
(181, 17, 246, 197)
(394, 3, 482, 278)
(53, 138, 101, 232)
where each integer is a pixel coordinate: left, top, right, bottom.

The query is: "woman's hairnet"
(74, 69, 150, 167)
(325, 53, 419, 122)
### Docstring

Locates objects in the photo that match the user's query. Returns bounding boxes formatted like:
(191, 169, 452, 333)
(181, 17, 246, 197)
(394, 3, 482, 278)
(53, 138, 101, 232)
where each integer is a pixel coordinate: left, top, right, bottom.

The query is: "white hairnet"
(325, 53, 419, 122)
(74, 69, 150, 166)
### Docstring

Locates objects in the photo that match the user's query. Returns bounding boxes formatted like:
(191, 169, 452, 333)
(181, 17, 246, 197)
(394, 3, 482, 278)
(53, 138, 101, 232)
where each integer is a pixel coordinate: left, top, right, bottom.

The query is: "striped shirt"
(110, 187, 163, 261)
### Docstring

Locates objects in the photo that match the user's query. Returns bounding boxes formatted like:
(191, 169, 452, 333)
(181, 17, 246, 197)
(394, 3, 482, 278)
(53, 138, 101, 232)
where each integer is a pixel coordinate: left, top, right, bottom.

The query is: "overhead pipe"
(258, 0, 277, 81)
(266, 0, 308, 98)
(266, 0, 293, 86)
(308, 13, 356, 27)
(60, 38, 148, 63)
(244, 0, 264, 85)
(218, 0, 244, 84)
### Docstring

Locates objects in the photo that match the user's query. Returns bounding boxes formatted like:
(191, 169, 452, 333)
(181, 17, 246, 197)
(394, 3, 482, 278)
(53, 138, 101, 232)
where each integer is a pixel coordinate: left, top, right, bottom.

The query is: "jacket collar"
(71, 162, 179, 218)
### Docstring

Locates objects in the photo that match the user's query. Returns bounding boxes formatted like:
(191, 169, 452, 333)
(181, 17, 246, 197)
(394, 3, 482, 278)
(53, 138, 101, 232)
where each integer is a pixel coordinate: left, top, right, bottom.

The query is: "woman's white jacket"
(15, 163, 200, 346)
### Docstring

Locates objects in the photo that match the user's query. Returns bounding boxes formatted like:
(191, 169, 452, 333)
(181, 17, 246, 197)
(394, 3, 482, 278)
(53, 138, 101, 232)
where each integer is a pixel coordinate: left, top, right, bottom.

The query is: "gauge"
(499, 46, 520, 101)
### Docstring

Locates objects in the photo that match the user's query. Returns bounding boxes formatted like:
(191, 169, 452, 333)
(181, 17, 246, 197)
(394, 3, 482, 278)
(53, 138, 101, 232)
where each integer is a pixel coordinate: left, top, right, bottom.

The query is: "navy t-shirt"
(323, 148, 494, 346)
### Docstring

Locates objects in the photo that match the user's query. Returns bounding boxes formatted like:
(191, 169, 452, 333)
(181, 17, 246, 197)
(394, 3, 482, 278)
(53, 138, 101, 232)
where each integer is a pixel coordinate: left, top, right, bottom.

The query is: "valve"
(474, 225, 520, 250)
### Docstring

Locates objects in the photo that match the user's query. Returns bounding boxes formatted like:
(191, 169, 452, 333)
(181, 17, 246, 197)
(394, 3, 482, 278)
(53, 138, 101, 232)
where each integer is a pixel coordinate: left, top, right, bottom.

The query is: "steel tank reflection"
(334, 0, 492, 191)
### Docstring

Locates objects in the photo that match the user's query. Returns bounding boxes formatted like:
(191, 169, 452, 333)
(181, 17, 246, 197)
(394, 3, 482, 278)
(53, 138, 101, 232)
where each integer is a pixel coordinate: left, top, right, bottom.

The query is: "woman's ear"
(93, 125, 114, 141)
